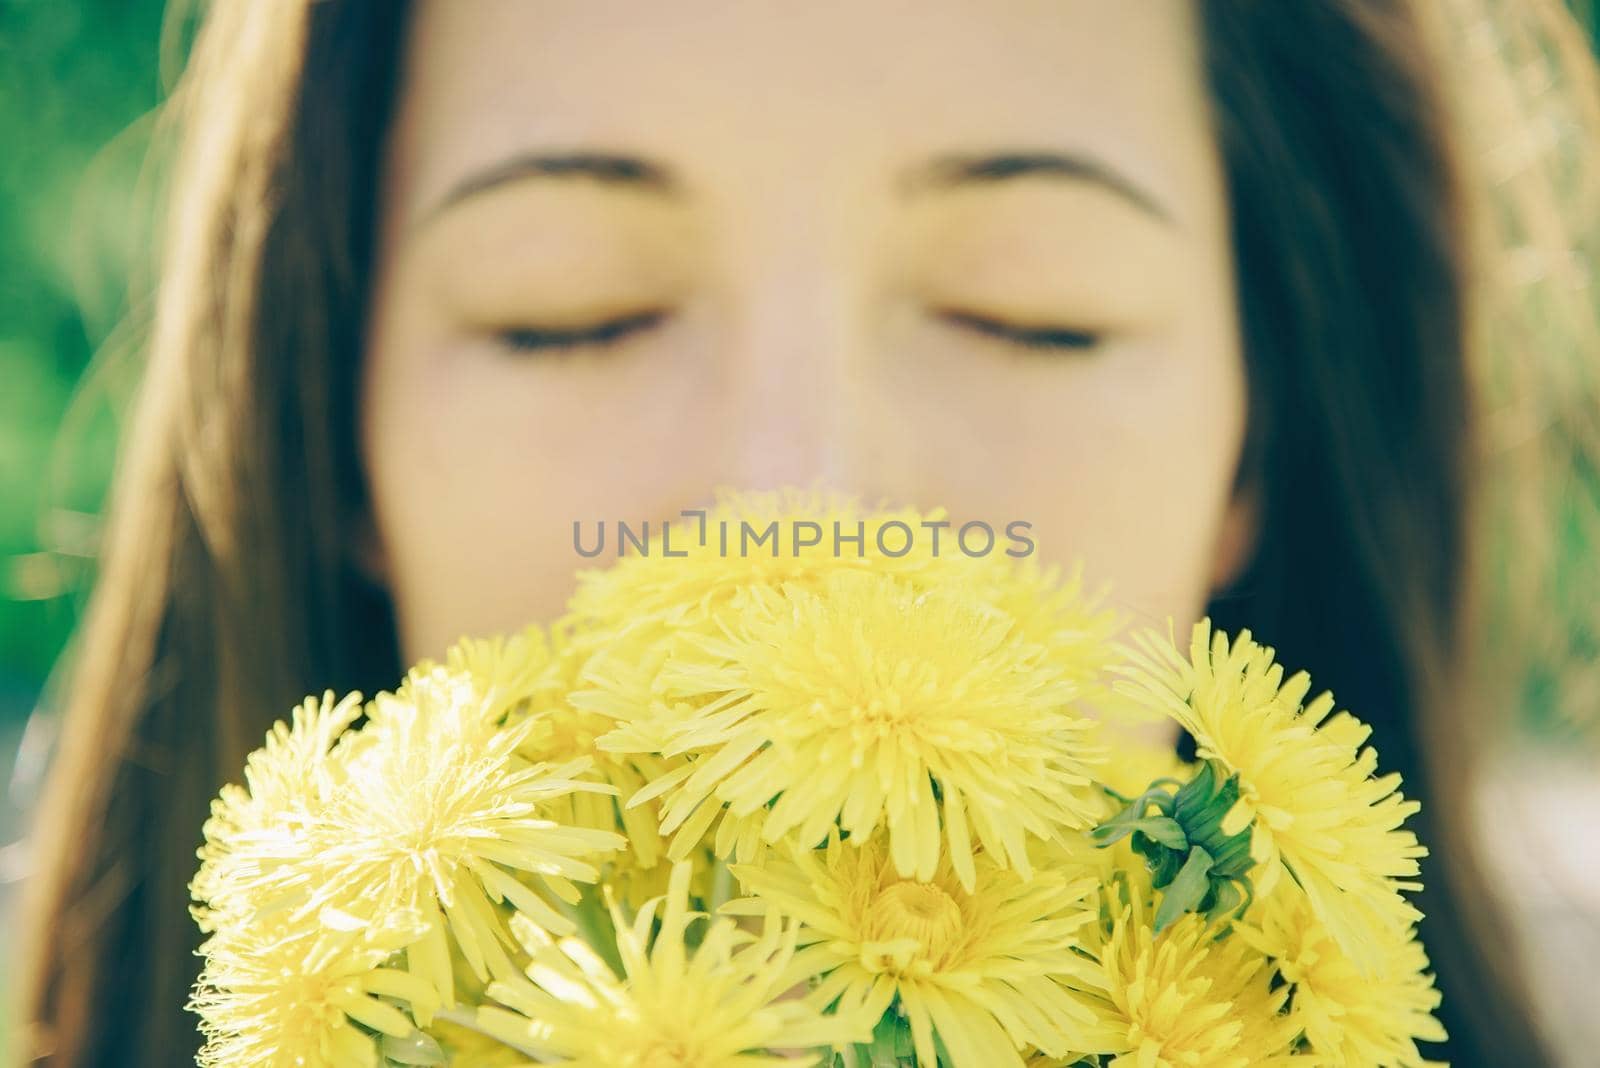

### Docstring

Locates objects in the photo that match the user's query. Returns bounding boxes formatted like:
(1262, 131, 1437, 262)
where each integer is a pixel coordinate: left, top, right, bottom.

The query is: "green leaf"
(1203, 877, 1243, 926)
(1091, 783, 1180, 846)
(1145, 843, 1185, 886)
(1154, 846, 1214, 933)
(1126, 816, 1187, 850)
(864, 1004, 912, 1067)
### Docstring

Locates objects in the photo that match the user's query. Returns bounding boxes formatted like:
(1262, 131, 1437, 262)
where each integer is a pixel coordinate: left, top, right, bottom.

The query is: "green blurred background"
(1, 0, 171, 850)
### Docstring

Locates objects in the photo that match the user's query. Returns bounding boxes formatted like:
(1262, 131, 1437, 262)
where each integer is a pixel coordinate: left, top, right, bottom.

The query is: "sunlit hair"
(10, 1, 1599, 1064)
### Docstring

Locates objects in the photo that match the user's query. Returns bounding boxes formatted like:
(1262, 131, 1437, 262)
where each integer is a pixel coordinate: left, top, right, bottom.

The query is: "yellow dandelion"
(1114, 620, 1426, 973)
(442, 620, 680, 875)
(190, 914, 440, 1068)
(1087, 912, 1298, 1068)
(569, 489, 991, 785)
(1236, 888, 1446, 1067)
(303, 667, 625, 990)
(566, 486, 971, 744)
(728, 831, 1106, 1068)
(191, 690, 365, 931)
(608, 570, 1104, 890)
(1053, 859, 1299, 1068)
(192, 667, 626, 1013)
(973, 554, 1123, 695)
(427, 622, 565, 723)
(573, 489, 1119, 887)
(470, 861, 867, 1066)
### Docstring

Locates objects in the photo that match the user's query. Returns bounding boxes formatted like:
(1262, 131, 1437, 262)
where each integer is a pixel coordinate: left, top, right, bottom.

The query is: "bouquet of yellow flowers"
(188, 488, 1445, 1067)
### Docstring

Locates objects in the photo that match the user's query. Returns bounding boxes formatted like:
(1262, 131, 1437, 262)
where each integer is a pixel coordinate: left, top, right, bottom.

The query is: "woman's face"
(361, 0, 1250, 662)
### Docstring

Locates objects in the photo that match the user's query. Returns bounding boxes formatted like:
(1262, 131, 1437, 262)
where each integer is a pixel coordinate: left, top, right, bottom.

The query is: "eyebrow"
(422, 151, 682, 224)
(421, 148, 1172, 226)
(905, 151, 1174, 223)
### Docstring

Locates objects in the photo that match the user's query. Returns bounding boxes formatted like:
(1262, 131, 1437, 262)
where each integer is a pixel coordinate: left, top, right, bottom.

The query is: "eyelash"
(935, 309, 1101, 353)
(497, 309, 669, 354)
(494, 307, 1100, 356)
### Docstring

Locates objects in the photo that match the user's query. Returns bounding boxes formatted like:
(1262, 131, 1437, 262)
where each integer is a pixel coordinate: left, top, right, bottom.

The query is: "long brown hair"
(12, 1, 1599, 1064)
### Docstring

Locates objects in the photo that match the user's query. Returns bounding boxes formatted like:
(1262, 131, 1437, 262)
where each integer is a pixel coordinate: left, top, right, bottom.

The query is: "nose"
(717, 270, 868, 496)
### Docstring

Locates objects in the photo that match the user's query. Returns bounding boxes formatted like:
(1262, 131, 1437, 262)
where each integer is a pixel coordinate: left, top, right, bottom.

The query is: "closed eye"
(497, 309, 669, 355)
(937, 308, 1100, 353)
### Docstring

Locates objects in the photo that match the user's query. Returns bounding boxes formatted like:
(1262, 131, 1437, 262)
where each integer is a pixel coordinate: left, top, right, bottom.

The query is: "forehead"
(388, 0, 1217, 224)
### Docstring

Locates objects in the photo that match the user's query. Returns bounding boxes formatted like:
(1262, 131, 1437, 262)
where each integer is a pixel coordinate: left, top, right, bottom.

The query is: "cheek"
(358, 292, 721, 661)
(1050, 338, 1246, 629)
(874, 332, 1246, 633)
